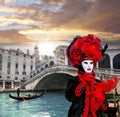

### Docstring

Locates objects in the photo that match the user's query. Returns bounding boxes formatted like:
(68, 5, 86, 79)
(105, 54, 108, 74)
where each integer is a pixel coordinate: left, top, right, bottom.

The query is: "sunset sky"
(0, 0, 120, 55)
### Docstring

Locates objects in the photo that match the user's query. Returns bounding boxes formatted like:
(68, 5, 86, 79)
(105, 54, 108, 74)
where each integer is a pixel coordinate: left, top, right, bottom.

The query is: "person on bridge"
(65, 34, 118, 117)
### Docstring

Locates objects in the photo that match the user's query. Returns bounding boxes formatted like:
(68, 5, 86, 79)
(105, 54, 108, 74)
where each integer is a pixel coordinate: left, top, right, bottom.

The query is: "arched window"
(45, 64, 48, 69)
(98, 54, 110, 68)
(113, 54, 120, 69)
(49, 61, 54, 67)
(37, 70, 40, 74)
(41, 67, 43, 71)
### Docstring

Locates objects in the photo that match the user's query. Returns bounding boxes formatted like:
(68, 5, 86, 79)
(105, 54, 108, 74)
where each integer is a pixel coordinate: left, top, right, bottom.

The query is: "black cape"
(65, 76, 109, 117)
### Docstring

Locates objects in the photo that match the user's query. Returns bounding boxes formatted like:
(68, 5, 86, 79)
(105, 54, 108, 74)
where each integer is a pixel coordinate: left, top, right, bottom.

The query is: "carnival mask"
(81, 60, 94, 73)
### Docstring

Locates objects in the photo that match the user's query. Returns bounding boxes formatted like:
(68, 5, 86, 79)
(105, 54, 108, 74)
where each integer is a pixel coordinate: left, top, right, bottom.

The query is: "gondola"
(9, 92, 44, 101)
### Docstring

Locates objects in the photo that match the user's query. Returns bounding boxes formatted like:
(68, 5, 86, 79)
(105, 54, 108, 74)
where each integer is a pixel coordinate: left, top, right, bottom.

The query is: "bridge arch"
(22, 66, 78, 90)
(34, 73, 74, 90)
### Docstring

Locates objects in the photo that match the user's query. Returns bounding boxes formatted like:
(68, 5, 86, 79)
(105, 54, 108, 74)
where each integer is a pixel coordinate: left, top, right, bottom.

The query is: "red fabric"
(75, 71, 118, 117)
(96, 76, 118, 93)
(66, 34, 102, 68)
(74, 81, 85, 97)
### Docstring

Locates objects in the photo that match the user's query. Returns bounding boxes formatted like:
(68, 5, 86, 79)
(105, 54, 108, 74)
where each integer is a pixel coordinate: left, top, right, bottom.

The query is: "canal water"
(0, 91, 71, 117)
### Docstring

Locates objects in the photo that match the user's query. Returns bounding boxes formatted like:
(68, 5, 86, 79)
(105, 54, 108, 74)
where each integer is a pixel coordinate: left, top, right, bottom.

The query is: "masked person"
(65, 34, 118, 117)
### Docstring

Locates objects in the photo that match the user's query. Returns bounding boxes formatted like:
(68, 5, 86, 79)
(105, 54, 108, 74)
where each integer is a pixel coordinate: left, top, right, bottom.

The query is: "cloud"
(0, 0, 120, 55)
(0, 29, 34, 43)
(49, 0, 120, 34)
(1, 0, 120, 35)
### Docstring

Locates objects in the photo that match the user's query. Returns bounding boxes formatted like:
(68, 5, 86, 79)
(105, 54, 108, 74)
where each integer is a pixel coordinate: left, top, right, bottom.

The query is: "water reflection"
(33, 112, 51, 117)
(14, 101, 20, 110)
(0, 91, 70, 117)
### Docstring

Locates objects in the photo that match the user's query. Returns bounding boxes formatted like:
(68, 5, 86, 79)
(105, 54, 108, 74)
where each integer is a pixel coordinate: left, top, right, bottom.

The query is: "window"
(16, 63, 18, 69)
(22, 71, 26, 75)
(15, 77, 18, 80)
(23, 64, 26, 70)
(8, 56, 11, 62)
(15, 71, 19, 74)
(0, 54, 2, 70)
(23, 77, 25, 80)
(0, 61, 2, 70)
(7, 76, 10, 78)
(7, 70, 10, 74)
(37, 70, 40, 73)
(0, 54, 2, 61)
(31, 65, 33, 70)
(7, 62, 11, 68)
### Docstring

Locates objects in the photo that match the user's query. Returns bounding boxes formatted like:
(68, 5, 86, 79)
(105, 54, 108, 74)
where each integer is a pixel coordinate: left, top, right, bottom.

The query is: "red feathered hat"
(66, 34, 103, 68)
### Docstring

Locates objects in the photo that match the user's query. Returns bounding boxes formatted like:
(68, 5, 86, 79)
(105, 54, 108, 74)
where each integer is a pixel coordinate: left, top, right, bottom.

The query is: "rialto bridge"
(21, 47, 120, 92)
(21, 65, 120, 92)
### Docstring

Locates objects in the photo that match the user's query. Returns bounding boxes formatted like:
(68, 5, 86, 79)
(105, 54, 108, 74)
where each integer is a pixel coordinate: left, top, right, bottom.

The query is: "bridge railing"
(22, 65, 77, 87)
(33, 65, 77, 80)
(22, 65, 120, 89)
(95, 68, 120, 76)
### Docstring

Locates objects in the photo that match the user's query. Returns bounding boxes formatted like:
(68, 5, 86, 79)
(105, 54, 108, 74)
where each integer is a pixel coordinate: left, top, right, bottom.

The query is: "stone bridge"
(21, 65, 120, 91)
(22, 65, 77, 90)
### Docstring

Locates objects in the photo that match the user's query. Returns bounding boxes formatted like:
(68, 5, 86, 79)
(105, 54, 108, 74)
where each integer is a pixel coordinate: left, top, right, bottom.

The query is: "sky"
(0, 0, 120, 56)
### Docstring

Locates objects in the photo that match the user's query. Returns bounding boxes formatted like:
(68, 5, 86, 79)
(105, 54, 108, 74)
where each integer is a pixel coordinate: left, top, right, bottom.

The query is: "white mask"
(81, 60, 94, 73)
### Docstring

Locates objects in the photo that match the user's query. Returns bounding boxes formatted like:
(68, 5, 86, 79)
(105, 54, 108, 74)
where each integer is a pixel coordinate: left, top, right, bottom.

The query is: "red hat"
(66, 34, 103, 68)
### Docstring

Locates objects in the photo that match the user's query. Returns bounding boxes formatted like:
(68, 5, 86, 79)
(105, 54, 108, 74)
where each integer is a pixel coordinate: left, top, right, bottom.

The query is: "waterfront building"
(0, 48, 36, 89)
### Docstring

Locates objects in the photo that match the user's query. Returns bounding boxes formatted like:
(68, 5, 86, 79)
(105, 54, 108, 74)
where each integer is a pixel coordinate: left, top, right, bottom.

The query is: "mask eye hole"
(84, 62, 87, 64)
(90, 62, 93, 64)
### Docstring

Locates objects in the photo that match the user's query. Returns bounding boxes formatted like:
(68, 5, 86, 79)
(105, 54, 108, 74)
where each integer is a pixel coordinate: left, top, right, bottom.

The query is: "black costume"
(65, 34, 118, 117)
(65, 76, 109, 117)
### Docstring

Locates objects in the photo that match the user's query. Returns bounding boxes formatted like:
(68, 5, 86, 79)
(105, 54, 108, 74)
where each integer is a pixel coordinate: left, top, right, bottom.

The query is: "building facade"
(0, 48, 36, 89)
(54, 45, 68, 66)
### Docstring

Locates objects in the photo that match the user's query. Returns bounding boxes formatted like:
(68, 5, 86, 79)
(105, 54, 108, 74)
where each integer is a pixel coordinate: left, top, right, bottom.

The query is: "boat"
(9, 92, 44, 101)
